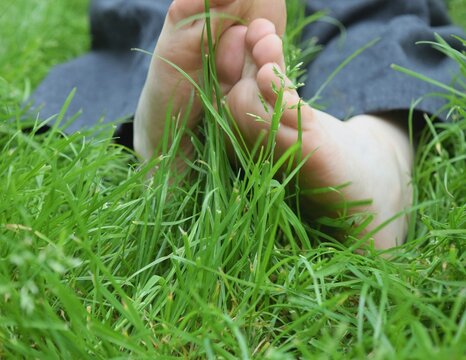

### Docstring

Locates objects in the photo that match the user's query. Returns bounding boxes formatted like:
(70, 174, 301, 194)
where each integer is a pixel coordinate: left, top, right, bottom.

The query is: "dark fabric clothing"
(31, 0, 171, 134)
(300, 0, 464, 120)
(30, 0, 464, 138)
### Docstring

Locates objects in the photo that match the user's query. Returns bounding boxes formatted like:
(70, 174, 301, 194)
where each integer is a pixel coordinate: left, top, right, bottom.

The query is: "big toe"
(256, 63, 314, 131)
(227, 67, 309, 154)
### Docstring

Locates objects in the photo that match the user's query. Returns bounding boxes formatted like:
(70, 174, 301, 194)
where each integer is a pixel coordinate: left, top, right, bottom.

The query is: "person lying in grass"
(32, 0, 464, 250)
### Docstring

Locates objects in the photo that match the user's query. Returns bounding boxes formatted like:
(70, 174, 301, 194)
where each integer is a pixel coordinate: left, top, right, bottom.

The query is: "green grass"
(0, 0, 89, 103)
(449, 0, 466, 29)
(0, 0, 465, 359)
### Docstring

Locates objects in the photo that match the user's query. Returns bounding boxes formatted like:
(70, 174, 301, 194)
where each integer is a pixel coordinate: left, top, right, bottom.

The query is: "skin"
(134, 0, 414, 250)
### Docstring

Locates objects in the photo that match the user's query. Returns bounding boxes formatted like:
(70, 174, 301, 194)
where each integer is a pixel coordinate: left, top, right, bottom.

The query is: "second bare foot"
(222, 19, 414, 249)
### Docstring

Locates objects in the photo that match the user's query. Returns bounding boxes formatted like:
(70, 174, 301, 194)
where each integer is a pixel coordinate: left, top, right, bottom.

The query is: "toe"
(256, 63, 292, 104)
(246, 19, 286, 71)
(245, 19, 277, 50)
(227, 78, 306, 155)
(227, 79, 272, 146)
(252, 34, 285, 71)
(257, 63, 314, 131)
(216, 25, 248, 91)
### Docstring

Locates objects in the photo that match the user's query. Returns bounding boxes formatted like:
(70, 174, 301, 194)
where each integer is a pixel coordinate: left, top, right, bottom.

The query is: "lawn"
(0, 0, 465, 359)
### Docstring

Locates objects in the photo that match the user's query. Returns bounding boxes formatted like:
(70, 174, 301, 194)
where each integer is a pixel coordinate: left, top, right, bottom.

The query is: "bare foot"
(223, 19, 414, 249)
(134, 0, 286, 160)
